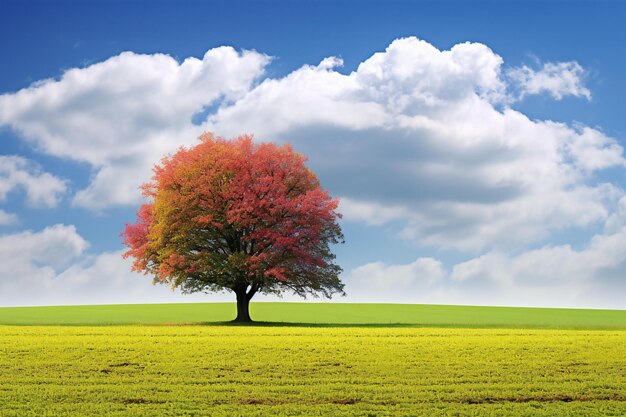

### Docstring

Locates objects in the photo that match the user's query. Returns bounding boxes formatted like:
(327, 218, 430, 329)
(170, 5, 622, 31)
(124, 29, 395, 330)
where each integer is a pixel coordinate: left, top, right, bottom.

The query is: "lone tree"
(122, 133, 344, 322)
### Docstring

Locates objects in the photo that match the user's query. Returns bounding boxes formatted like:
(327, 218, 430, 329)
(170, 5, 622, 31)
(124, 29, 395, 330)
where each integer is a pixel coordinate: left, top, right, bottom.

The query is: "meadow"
(2, 302, 626, 328)
(1, 303, 626, 416)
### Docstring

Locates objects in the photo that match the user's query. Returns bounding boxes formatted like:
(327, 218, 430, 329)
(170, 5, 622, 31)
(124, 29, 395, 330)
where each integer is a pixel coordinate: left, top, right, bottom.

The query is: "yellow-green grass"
(1, 302, 626, 329)
(1, 326, 625, 416)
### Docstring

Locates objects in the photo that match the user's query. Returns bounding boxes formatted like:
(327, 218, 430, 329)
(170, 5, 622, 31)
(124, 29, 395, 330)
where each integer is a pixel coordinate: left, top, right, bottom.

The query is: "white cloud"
(0, 225, 88, 304)
(339, 197, 409, 226)
(447, 225, 626, 308)
(605, 195, 626, 234)
(2, 38, 624, 308)
(208, 37, 624, 251)
(51, 250, 219, 306)
(453, 224, 626, 286)
(1, 221, 624, 308)
(0, 209, 18, 226)
(0, 38, 622, 252)
(0, 224, 87, 270)
(209, 38, 509, 138)
(344, 257, 446, 302)
(508, 61, 591, 100)
(343, 224, 626, 309)
(0, 229, 319, 306)
(0, 47, 270, 209)
(0, 225, 227, 306)
(0, 155, 67, 207)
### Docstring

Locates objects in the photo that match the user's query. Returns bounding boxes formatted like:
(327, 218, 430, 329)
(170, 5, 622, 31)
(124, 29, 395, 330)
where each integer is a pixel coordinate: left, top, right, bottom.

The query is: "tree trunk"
(233, 283, 259, 323)
(234, 289, 252, 322)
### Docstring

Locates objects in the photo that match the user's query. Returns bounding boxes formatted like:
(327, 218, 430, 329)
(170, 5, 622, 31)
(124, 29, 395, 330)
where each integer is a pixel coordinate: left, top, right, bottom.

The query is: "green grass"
(3, 304, 626, 415)
(1, 302, 626, 329)
(1, 326, 625, 416)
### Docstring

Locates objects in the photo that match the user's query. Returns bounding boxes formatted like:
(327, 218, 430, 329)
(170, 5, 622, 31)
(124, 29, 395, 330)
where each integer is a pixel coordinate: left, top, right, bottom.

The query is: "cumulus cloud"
(339, 197, 409, 226)
(0, 155, 67, 207)
(3, 38, 625, 308)
(50, 250, 221, 306)
(0, 38, 622, 252)
(508, 61, 591, 100)
(344, 224, 626, 309)
(0, 223, 315, 306)
(0, 225, 88, 304)
(0, 209, 18, 226)
(208, 37, 624, 251)
(209, 39, 508, 137)
(448, 225, 626, 308)
(0, 225, 227, 306)
(344, 257, 446, 302)
(0, 47, 270, 209)
(0, 224, 87, 269)
(0, 224, 309, 306)
(605, 196, 626, 234)
(1, 221, 624, 308)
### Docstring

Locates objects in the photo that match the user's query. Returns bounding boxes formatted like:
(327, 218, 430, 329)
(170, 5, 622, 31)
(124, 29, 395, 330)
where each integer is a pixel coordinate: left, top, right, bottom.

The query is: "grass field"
(2, 302, 626, 329)
(1, 325, 626, 416)
(2, 303, 626, 416)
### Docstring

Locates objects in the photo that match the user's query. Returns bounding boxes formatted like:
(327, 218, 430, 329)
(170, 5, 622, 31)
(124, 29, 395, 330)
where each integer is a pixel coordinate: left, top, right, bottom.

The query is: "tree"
(122, 133, 344, 322)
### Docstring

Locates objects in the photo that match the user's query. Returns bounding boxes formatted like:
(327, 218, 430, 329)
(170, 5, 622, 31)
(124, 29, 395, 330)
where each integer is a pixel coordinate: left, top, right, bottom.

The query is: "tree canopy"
(122, 133, 344, 321)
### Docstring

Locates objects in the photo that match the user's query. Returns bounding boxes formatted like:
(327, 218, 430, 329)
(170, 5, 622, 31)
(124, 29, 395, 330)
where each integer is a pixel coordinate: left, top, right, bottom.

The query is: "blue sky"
(1, 0, 626, 307)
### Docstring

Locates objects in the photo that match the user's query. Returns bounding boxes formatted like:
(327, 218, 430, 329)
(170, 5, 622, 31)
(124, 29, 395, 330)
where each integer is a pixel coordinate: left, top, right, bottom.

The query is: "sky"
(1, 0, 626, 308)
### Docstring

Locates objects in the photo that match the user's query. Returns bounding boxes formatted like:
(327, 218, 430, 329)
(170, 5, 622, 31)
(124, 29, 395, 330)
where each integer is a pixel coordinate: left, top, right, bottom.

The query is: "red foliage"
(121, 133, 343, 299)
